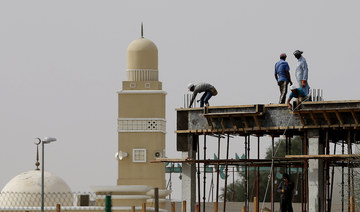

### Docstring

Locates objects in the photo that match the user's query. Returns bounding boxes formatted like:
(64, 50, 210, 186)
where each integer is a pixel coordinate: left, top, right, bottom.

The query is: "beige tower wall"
(117, 91, 166, 189)
(117, 132, 165, 188)
(118, 92, 165, 118)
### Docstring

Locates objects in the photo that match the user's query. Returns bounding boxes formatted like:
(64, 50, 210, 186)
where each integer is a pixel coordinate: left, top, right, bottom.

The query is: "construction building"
(155, 100, 360, 212)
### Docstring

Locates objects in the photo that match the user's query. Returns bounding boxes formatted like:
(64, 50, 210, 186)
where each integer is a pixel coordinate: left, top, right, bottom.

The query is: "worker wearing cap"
(294, 50, 310, 95)
(287, 85, 307, 109)
(275, 53, 293, 104)
(187, 83, 217, 108)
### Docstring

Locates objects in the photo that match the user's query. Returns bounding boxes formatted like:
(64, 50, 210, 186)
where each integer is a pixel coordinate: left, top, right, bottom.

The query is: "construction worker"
(293, 50, 310, 95)
(275, 53, 293, 104)
(277, 173, 294, 212)
(187, 83, 217, 108)
(287, 85, 308, 110)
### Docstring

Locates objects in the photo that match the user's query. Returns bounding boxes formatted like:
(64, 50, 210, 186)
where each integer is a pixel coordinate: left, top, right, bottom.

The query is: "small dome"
(0, 170, 73, 206)
(127, 38, 158, 70)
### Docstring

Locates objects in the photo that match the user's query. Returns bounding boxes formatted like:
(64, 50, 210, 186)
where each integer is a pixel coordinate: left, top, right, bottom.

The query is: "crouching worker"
(188, 82, 217, 108)
(287, 85, 308, 110)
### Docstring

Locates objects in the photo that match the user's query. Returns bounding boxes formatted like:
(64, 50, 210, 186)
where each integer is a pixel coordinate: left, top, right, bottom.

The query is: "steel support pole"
(257, 136, 260, 212)
(197, 138, 201, 211)
(245, 135, 248, 211)
(342, 139, 344, 212)
(271, 136, 275, 212)
(215, 135, 221, 207)
(347, 130, 351, 212)
(203, 135, 207, 212)
(41, 141, 45, 212)
(324, 130, 329, 212)
(329, 141, 337, 212)
(304, 132, 309, 212)
(223, 134, 230, 212)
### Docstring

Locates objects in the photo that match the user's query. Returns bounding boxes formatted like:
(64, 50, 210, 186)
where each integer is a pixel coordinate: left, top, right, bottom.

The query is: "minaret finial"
(141, 22, 144, 38)
(34, 138, 41, 170)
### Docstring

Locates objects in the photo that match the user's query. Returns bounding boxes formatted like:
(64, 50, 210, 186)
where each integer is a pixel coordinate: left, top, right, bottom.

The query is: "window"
(133, 149, 146, 162)
(130, 83, 136, 88)
(145, 83, 151, 88)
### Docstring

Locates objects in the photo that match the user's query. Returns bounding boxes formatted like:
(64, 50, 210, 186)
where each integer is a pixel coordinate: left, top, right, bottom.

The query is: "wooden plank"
(205, 116, 214, 131)
(294, 112, 305, 126)
(174, 123, 357, 134)
(285, 154, 360, 159)
(203, 112, 263, 118)
(297, 108, 360, 113)
(153, 158, 187, 163)
(351, 111, 359, 127)
(322, 111, 331, 127)
(241, 116, 249, 128)
(335, 111, 344, 126)
(152, 158, 304, 166)
(253, 115, 261, 129)
(220, 118, 225, 133)
(310, 112, 318, 126)
(177, 100, 360, 111)
(230, 116, 238, 130)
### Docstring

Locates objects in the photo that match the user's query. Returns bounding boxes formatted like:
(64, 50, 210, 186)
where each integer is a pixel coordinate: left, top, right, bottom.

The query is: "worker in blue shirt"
(275, 53, 293, 104)
(287, 85, 307, 109)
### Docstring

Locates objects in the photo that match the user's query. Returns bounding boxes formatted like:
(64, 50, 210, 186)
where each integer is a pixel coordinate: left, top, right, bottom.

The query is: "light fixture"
(115, 151, 128, 160)
(36, 137, 57, 212)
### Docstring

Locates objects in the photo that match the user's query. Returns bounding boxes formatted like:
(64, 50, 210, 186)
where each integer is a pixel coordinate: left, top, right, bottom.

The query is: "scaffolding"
(155, 100, 360, 212)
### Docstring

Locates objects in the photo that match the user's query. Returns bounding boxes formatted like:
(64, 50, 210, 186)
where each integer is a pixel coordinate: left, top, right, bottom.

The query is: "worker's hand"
(288, 104, 292, 110)
(289, 81, 293, 86)
(302, 80, 307, 87)
(282, 189, 285, 193)
(277, 82, 281, 86)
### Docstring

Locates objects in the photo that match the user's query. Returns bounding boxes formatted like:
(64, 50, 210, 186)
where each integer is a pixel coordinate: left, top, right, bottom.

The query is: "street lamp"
(36, 137, 57, 212)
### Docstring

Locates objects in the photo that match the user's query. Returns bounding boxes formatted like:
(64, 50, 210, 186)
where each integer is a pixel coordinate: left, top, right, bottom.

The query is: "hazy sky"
(1, 0, 359, 200)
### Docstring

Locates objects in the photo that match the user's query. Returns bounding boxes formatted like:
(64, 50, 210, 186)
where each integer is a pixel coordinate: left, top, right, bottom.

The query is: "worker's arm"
(286, 70, 292, 85)
(188, 93, 197, 108)
(300, 61, 308, 87)
(287, 97, 293, 109)
(301, 80, 307, 87)
(276, 181, 283, 193)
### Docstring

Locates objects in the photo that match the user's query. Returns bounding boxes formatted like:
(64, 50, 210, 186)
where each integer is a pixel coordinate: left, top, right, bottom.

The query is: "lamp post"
(36, 137, 57, 212)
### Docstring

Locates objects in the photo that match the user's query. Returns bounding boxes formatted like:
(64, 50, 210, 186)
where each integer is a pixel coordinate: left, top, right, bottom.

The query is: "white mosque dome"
(0, 170, 73, 207)
(127, 38, 158, 70)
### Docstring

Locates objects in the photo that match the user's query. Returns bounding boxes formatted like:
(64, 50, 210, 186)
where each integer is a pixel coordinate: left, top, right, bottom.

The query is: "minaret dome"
(127, 38, 158, 70)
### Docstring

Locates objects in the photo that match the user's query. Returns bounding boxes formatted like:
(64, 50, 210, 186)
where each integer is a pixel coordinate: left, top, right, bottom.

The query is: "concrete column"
(307, 129, 324, 212)
(182, 134, 197, 212)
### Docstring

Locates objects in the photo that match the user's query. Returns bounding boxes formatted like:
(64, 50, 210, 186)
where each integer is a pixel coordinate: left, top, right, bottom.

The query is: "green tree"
(222, 136, 304, 202)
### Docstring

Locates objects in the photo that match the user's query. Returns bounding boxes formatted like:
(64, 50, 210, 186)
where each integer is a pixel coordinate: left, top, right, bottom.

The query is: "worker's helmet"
(290, 85, 297, 90)
(293, 50, 303, 56)
(187, 83, 195, 91)
(280, 53, 287, 58)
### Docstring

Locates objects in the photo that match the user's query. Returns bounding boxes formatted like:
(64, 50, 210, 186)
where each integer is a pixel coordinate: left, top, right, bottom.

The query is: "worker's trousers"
(280, 196, 293, 212)
(200, 91, 212, 107)
(278, 81, 288, 104)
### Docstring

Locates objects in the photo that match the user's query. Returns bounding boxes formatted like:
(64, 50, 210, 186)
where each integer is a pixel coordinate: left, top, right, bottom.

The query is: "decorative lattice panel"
(133, 149, 146, 162)
(118, 118, 166, 133)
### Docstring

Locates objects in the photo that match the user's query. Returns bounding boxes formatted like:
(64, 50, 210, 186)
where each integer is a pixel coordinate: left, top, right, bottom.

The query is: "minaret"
(117, 30, 166, 189)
